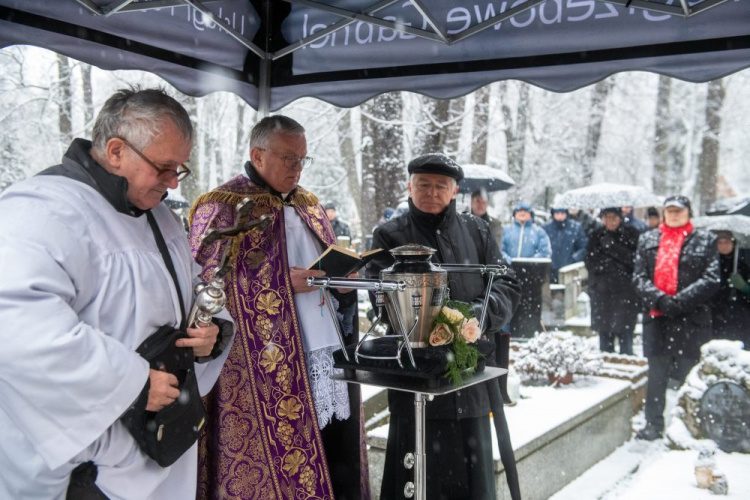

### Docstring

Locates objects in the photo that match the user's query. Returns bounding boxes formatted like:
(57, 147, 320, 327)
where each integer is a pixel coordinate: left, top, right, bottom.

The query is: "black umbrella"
(458, 164, 515, 194)
(727, 200, 750, 217)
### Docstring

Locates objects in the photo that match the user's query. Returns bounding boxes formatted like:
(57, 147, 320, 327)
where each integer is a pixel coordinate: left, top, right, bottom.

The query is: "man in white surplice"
(0, 88, 234, 499)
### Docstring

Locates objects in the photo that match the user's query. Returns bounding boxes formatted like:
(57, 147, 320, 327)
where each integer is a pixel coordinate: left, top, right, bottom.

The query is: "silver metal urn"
(380, 244, 447, 347)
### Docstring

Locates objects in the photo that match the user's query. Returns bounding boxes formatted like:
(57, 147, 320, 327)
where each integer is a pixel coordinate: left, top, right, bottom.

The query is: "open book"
(308, 245, 384, 277)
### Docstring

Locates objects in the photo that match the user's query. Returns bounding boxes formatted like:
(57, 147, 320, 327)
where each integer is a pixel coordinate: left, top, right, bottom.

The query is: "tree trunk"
(361, 92, 405, 235)
(652, 76, 671, 195)
(471, 86, 491, 165)
(414, 96, 465, 158)
(337, 109, 362, 238)
(582, 79, 614, 185)
(235, 101, 248, 172)
(501, 82, 529, 187)
(181, 96, 202, 204)
(81, 63, 94, 138)
(696, 80, 725, 214)
(57, 54, 73, 147)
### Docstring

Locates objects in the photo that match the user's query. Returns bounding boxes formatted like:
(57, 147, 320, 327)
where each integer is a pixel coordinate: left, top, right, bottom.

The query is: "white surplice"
(283, 206, 350, 429)
(0, 176, 233, 500)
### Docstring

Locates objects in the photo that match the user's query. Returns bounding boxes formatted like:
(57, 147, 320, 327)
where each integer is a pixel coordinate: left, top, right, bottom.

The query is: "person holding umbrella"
(710, 231, 750, 348)
(633, 195, 720, 441)
(584, 207, 640, 355)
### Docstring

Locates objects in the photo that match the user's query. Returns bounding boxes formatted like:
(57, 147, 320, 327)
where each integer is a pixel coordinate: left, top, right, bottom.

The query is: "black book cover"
(308, 245, 383, 277)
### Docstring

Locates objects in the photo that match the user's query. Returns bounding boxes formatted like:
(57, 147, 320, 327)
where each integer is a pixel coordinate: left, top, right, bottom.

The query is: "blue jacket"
(502, 219, 552, 260)
(543, 219, 588, 271)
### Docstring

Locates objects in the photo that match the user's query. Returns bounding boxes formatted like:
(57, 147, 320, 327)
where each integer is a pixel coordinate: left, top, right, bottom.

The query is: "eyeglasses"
(116, 137, 191, 182)
(259, 148, 313, 170)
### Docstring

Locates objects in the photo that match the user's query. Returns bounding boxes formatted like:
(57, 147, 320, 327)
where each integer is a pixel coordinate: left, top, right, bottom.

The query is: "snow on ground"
(551, 441, 750, 500)
(551, 386, 750, 500)
(492, 376, 630, 455)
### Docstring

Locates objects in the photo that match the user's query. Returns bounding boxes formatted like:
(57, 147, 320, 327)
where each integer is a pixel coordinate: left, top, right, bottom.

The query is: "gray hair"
(250, 115, 305, 150)
(91, 87, 193, 156)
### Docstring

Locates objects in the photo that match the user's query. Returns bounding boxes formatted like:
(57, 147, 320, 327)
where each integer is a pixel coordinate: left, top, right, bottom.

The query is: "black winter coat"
(711, 253, 750, 344)
(633, 228, 720, 360)
(585, 224, 640, 333)
(366, 199, 521, 419)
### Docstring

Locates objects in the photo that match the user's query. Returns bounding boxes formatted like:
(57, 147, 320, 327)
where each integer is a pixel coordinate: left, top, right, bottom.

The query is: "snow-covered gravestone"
(667, 340, 750, 453)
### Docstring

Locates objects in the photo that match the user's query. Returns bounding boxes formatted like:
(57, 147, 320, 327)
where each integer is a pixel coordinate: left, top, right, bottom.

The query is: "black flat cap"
(323, 202, 336, 211)
(407, 153, 464, 182)
(664, 195, 691, 211)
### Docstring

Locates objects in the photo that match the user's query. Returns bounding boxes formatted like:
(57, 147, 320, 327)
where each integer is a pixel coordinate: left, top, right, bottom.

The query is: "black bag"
(119, 211, 206, 467)
(120, 325, 206, 467)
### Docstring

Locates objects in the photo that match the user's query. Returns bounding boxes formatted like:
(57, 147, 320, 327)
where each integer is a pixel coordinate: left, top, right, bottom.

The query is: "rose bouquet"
(428, 300, 482, 385)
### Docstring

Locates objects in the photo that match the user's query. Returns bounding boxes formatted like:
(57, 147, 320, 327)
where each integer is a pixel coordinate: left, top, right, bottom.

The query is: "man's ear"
(105, 138, 126, 170)
(407, 180, 413, 197)
(451, 183, 459, 200)
(250, 147, 263, 168)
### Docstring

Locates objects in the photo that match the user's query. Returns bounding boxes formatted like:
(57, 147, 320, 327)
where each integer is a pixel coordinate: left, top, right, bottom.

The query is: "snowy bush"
(513, 331, 603, 384)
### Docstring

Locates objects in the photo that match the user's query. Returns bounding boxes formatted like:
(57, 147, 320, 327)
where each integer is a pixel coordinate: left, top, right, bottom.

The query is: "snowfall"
(362, 327, 750, 500)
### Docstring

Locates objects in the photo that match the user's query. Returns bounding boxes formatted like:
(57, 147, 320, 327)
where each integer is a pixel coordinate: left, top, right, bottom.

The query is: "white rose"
(442, 306, 464, 324)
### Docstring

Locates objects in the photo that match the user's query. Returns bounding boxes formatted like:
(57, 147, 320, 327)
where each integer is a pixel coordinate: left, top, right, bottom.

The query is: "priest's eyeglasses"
(117, 137, 192, 182)
(259, 148, 314, 170)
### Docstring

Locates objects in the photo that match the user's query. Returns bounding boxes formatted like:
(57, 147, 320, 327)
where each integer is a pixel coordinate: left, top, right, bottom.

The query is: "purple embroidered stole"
(189, 175, 338, 500)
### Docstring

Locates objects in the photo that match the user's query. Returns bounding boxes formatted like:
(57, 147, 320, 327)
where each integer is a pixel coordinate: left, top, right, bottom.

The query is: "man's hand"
(335, 272, 360, 294)
(290, 266, 325, 294)
(146, 369, 179, 412)
(657, 295, 681, 317)
(177, 322, 220, 357)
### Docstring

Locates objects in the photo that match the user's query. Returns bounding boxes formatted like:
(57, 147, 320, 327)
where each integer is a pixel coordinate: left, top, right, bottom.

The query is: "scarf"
(651, 221, 694, 317)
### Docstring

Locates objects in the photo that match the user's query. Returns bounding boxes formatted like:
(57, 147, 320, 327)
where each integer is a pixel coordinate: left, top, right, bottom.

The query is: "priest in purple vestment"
(189, 115, 369, 500)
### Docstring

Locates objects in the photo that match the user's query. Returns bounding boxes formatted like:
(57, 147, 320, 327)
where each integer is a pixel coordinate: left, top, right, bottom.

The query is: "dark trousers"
(321, 412, 364, 500)
(380, 415, 495, 500)
(644, 355, 697, 430)
(599, 330, 634, 355)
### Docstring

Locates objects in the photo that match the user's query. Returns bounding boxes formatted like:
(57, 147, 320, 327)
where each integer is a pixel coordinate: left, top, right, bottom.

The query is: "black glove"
(656, 295, 682, 317)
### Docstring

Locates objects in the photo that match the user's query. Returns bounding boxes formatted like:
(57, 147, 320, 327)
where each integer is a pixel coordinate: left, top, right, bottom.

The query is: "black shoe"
(636, 426, 662, 441)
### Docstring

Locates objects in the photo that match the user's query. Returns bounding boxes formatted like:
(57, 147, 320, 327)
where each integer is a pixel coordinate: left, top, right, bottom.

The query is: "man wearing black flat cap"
(585, 207, 640, 355)
(633, 195, 720, 441)
(323, 202, 352, 241)
(367, 153, 522, 500)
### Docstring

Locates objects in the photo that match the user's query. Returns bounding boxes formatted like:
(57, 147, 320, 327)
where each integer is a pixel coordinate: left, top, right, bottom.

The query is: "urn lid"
(389, 244, 436, 261)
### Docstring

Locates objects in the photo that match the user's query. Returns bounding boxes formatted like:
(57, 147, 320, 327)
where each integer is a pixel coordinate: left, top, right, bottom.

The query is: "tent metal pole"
(409, 0, 449, 44)
(183, 0, 266, 59)
(101, 0, 136, 17)
(284, 0, 445, 43)
(258, 58, 271, 118)
(689, 0, 730, 17)
(75, 0, 104, 15)
(101, 0, 225, 14)
(451, 0, 546, 43)
(273, 0, 398, 60)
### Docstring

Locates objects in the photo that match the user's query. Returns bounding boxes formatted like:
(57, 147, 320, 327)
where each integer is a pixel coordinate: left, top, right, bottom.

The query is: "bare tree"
(180, 96, 202, 203)
(696, 79, 726, 213)
(581, 79, 615, 184)
(81, 63, 94, 137)
(652, 76, 671, 195)
(337, 108, 362, 237)
(56, 54, 73, 146)
(414, 96, 465, 157)
(360, 92, 406, 234)
(471, 86, 491, 164)
(500, 81, 529, 191)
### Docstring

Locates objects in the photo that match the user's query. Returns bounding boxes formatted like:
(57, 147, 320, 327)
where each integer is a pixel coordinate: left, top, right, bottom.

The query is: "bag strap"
(146, 211, 187, 330)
